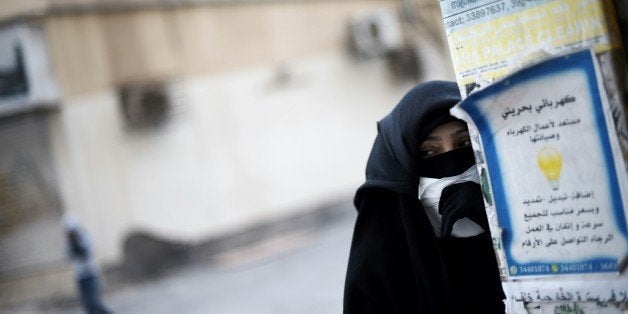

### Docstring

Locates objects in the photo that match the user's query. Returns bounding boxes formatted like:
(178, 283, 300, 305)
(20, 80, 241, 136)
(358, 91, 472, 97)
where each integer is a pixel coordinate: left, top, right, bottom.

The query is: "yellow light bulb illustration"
(537, 147, 562, 190)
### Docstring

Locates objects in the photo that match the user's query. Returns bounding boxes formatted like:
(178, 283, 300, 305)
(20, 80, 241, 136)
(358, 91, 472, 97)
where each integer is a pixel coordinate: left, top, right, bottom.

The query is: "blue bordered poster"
(451, 50, 628, 277)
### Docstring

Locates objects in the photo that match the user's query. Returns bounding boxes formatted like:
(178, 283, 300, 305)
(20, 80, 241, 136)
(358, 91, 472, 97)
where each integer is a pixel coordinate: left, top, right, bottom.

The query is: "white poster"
(452, 49, 628, 278)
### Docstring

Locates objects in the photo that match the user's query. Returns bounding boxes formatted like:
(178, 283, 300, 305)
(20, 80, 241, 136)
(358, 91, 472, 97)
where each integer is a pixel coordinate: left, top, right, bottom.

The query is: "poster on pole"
(451, 49, 628, 278)
(440, 0, 621, 98)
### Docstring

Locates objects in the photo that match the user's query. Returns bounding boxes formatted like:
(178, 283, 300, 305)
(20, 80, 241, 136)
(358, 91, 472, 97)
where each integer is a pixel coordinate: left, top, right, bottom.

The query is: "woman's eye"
(420, 150, 436, 158)
(457, 138, 472, 148)
(419, 145, 441, 158)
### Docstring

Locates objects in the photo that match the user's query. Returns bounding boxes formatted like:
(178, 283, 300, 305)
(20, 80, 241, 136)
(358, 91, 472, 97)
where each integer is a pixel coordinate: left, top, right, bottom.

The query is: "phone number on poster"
(465, 2, 506, 22)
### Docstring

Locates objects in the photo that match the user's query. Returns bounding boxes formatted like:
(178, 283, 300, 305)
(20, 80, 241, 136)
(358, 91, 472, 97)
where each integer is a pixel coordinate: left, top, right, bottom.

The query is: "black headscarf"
(356, 80, 461, 200)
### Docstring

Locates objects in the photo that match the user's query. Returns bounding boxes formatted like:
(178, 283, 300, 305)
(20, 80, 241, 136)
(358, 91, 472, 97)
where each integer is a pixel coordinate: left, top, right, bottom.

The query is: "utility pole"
(436, 1, 628, 312)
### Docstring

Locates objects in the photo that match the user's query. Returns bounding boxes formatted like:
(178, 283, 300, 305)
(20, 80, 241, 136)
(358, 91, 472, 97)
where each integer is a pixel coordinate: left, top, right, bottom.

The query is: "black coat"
(344, 81, 505, 313)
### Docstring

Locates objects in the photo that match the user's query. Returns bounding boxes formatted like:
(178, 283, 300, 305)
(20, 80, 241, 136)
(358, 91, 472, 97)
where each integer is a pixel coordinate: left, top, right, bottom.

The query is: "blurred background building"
(0, 0, 454, 310)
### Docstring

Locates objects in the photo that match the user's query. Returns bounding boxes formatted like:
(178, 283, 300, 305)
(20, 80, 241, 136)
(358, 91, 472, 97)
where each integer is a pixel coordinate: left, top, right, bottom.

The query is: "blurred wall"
(44, 1, 408, 265)
(0, 0, 48, 22)
(0, 0, 458, 305)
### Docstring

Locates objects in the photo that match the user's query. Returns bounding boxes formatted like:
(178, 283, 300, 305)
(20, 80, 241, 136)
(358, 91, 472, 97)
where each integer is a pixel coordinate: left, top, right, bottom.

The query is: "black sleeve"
(343, 188, 457, 314)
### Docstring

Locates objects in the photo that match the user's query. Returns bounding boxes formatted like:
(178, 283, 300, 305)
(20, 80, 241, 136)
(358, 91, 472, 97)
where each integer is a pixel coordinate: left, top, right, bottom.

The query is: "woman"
(344, 81, 504, 313)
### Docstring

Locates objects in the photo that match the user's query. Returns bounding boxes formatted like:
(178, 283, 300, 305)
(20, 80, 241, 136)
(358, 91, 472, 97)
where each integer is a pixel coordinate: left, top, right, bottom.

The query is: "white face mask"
(418, 166, 485, 238)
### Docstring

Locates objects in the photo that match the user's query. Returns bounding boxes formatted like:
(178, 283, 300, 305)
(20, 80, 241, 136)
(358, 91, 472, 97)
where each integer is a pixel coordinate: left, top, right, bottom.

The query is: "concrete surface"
(3, 203, 357, 314)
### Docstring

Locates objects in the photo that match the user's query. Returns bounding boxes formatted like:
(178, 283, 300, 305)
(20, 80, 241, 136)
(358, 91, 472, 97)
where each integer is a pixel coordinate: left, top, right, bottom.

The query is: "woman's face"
(419, 121, 471, 159)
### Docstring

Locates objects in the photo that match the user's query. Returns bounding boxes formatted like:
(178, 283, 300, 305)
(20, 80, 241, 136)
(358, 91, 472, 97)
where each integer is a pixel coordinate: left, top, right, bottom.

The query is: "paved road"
(64, 207, 356, 314)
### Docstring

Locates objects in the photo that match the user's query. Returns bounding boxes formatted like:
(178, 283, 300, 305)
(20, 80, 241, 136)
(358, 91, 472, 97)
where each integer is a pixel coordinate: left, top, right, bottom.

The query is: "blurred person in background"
(63, 215, 112, 314)
(344, 81, 504, 313)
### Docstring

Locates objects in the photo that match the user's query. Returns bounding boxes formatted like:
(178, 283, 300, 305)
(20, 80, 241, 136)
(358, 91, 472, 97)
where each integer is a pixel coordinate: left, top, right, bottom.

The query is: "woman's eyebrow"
(423, 135, 441, 141)
(451, 128, 469, 137)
